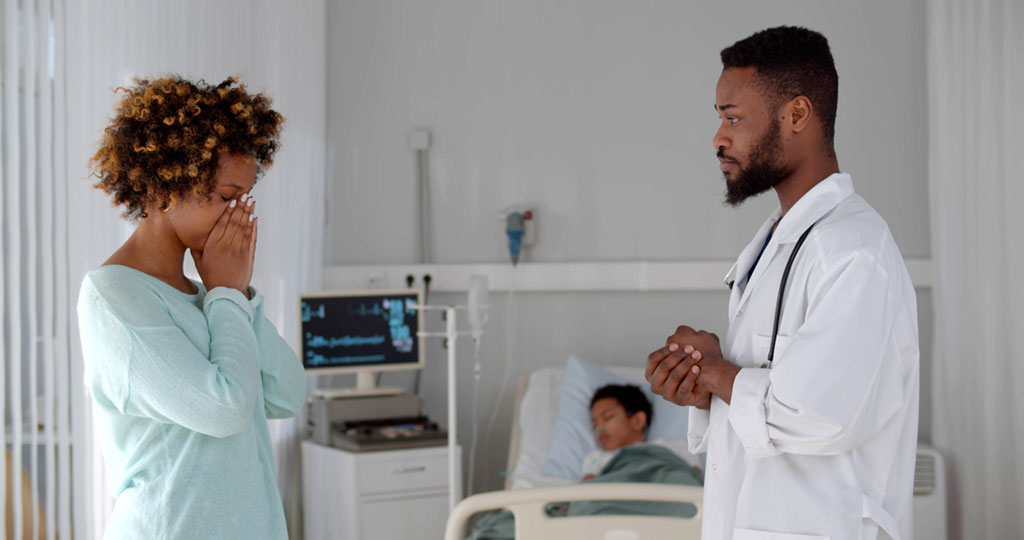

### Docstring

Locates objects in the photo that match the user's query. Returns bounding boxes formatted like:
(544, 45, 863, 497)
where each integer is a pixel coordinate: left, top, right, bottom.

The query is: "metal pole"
(419, 150, 432, 264)
(446, 306, 458, 510)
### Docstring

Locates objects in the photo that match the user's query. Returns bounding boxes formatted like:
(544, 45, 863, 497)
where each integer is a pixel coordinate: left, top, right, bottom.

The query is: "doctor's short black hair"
(590, 384, 652, 429)
(720, 26, 839, 155)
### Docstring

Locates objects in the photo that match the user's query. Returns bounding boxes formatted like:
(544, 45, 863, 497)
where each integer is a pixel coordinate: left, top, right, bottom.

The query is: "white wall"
(325, 0, 931, 495)
(326, 0, 929, 264)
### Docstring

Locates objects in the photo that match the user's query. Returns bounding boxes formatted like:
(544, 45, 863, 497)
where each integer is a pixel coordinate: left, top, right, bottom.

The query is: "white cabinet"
(301, 441, 461, 540)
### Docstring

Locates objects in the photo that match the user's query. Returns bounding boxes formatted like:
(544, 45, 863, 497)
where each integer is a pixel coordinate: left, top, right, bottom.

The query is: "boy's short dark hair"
(590, 384, 653, 429)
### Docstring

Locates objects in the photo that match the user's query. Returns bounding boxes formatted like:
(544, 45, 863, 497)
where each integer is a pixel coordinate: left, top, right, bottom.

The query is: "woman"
(78, 76, 306, 539)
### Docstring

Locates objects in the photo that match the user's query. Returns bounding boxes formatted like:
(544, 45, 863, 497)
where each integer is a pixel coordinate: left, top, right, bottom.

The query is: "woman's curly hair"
(90, 76, 284, 220)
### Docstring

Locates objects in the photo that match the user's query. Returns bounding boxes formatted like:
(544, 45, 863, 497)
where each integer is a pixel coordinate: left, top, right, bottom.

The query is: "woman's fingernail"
(249, 214, 255, 222)
(692, 366, 700, 374)
(693, 351, 702, 360)
(247, 198, 254, 207)
(229, 199, 237, 208)
(684, 345, 694, 354)
(668, 343, 679, 352)
(240, 193, 248, 202)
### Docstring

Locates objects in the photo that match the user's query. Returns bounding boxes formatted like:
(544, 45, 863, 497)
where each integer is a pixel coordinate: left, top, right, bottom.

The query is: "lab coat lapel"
(732, 233, 781, 322)
(730, 173, 856, 322)
(728, 214, 780, 321)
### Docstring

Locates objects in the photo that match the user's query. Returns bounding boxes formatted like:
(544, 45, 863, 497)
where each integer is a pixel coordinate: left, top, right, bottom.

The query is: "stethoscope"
(724, 221, 817, 368)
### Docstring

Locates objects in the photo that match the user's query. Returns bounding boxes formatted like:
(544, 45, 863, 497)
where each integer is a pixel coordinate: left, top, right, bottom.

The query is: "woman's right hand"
(191, 195, 256, 297)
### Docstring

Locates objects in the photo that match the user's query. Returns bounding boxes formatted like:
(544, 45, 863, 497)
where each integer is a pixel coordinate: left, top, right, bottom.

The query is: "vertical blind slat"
(0, 0, 9, 529)
(40, 0, 59, 538)
(26, 0, 43, 537)
(53, 0, 72, 532)
(6, 0, 27, 536)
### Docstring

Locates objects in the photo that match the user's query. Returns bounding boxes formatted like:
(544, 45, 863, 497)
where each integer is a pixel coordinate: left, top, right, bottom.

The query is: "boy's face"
(590, 397, 647, 451)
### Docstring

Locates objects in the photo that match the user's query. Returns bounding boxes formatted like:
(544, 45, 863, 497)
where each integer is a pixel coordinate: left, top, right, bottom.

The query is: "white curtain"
(62, 1, 326, 537)
(2, 0, 78, 538)
(927, 0, 1024, 539)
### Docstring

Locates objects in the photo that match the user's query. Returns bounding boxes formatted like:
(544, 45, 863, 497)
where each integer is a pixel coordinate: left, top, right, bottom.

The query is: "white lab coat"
(688, 173, 919, 540)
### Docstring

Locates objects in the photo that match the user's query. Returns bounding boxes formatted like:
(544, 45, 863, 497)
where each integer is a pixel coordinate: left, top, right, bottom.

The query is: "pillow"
(508, 368, 568, 489)
(541, 355, 691, 480)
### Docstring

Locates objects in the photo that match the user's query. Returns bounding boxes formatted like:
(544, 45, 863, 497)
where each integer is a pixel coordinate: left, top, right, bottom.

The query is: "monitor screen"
(299, 290, 424, 374)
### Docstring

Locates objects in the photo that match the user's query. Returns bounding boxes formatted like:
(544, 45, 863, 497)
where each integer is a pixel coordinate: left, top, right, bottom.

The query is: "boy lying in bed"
(464, 384, 701, 540)
(584, 384, 701, 481)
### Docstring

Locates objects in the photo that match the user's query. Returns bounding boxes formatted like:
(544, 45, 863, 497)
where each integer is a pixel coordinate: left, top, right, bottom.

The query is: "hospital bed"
(443, 366, 703, 540)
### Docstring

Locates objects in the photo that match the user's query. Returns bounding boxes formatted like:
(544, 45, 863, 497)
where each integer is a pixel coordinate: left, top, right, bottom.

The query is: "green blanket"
(465, 445, 702, 540)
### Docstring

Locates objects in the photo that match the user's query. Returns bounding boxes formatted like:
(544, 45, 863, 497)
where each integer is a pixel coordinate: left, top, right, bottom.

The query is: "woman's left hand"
(243, 198, 257, 293)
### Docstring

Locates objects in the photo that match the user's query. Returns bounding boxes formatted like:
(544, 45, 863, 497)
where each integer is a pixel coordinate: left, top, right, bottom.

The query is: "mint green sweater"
(78, 265, 306, 540)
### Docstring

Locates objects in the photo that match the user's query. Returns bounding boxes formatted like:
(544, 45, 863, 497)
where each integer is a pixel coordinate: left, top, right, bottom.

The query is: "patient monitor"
(299, 289, 425, 398)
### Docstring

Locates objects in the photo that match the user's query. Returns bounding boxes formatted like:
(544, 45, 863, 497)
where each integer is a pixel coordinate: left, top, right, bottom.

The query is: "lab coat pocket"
(751, 333, 793, 367)
(733, 528, 829, 540)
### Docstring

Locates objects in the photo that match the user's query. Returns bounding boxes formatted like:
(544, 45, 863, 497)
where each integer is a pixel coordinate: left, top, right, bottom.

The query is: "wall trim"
(322, 259, 933, 293)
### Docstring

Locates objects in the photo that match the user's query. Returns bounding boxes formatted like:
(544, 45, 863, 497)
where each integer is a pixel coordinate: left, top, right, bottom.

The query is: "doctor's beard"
(721, 119, 792, 207)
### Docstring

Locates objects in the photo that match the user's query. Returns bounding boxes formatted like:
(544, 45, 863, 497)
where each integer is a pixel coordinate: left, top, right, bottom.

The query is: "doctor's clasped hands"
(646, 326, 741, 407)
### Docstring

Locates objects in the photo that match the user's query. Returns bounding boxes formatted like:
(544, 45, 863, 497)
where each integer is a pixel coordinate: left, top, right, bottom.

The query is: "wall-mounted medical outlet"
(407, 129, 431, 151)
(499, 205, 536, 265)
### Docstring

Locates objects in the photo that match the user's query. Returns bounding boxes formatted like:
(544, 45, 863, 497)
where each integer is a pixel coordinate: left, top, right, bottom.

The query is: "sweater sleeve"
(249, 290, 307, 419)
(80, 278, 262, 438)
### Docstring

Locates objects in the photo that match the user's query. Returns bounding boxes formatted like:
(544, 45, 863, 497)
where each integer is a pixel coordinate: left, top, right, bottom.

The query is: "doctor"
(645, 27, 919, 540)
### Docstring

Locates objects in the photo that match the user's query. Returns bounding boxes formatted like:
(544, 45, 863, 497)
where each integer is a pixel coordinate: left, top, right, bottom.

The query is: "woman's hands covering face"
(191, 193, 257, 298)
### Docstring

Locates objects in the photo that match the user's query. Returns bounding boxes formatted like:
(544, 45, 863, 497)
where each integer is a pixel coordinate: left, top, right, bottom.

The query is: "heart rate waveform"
(301, 303, 326, 322)
(305, 352, 387, 367)
(304, 333, 387, 348)
(346, 303, 387, 317)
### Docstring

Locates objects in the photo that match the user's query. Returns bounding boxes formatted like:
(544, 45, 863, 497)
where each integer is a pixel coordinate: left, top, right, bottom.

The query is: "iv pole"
(414, 303, 484, 511)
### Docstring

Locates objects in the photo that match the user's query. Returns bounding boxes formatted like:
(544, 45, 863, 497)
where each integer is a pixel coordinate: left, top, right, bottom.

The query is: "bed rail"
(443, 482, 702, 540)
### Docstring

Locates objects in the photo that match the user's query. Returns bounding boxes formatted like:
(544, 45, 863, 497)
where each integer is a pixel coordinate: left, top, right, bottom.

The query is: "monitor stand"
(313, 370, 403, 399)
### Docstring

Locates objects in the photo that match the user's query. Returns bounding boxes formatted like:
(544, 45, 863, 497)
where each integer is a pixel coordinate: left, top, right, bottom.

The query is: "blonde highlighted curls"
(90, 76, 284, 220)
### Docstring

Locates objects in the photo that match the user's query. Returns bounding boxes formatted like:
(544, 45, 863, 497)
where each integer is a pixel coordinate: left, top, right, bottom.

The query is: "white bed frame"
(443, 482, 702, 540)
(444, 375, 703, 540)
